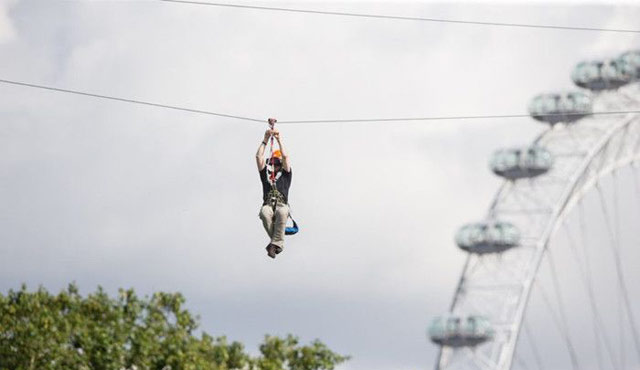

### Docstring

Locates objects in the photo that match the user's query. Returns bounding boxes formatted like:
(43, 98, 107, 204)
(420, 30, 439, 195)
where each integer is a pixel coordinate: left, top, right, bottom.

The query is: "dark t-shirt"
(260, 167, 292, 205)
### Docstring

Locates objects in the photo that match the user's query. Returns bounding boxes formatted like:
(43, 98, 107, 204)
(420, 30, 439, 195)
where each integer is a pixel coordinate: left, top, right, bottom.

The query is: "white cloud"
(0, 0, 17, 44)
(1, 2, 640, 370)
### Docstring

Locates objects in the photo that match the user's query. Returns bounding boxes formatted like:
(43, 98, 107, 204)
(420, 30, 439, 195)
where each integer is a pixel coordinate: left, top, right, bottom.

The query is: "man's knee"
(259, 205, 273, 219)
(275, 207, 289, 219)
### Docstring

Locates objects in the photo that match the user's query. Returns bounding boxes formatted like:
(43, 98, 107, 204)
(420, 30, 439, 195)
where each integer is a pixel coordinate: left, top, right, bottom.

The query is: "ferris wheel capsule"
(528, 91, 592, 125)
(571, 59, 633, 91)
(618, 50, 640, 79)
(455, 221, 520, 254)
(428, 315, 494, 347)
(490, 145, 553, 180)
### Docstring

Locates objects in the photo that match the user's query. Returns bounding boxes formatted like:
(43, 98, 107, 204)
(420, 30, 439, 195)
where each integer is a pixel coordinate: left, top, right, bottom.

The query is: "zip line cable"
(2, 78, 640, 124)
(276, 110, 640, 124)
(0, 78, 264, 123)
(159, 0, 640, 34)
(279, 115, 539, 124)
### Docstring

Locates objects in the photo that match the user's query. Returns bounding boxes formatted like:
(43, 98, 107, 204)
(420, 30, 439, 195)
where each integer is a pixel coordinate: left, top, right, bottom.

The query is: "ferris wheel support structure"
(430, 50, 640, 370)
(501, 112, 640, 370)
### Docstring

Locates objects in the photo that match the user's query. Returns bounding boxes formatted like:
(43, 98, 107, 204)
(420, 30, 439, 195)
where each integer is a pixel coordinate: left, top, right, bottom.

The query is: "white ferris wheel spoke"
(632, 164, 640, 221)
(576, 201, 618, 369)
(514, 354, 531, 370)
(561, 222, 605, 370)
(612, 173, 627, 369)
(545, 250, 582, 370)
(523, 322, 544, 370)
(595, 182, 640, 363)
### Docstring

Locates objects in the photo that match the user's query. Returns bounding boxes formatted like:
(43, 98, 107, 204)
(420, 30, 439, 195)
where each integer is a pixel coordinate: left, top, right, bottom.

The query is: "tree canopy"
(0, 284, 348, 370)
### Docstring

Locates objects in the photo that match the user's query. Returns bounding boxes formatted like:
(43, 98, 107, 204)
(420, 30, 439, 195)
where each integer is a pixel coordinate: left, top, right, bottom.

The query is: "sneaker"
(266, 244, 276, 259)
(274, 246, 283, 254)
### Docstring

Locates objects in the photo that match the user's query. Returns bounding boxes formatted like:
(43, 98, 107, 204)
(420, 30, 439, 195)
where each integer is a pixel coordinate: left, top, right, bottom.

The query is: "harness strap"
(285, 206, 298, 235)
(267, 187, 286, 208)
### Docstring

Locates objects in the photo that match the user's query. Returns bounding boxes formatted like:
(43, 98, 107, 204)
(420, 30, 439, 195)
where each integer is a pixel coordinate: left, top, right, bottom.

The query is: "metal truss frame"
(434, 84, 640, 370)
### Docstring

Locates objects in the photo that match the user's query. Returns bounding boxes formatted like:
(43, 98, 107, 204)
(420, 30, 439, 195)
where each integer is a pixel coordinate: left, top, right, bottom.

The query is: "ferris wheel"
(428, 50, 640, 370)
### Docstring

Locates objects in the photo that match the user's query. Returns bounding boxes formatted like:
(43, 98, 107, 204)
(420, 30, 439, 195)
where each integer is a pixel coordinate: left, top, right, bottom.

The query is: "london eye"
(429, 50, 640, 370)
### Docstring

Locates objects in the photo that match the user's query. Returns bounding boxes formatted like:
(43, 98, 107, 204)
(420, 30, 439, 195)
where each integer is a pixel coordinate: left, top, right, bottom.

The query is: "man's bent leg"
(270, 203, 289, 249)
(259, 205, 275, 238)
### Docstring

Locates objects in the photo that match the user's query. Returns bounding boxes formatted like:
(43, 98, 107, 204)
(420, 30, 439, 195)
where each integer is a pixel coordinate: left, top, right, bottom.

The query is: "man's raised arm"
(256, 130, 271, 171)
(274, 130, 291, 172)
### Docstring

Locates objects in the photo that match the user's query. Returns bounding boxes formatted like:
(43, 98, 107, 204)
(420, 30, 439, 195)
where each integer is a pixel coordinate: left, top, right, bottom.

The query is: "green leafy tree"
(0, 284, 349, 370)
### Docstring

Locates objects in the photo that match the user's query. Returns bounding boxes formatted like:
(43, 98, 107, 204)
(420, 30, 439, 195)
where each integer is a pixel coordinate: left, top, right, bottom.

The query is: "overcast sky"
(1, 1, 640, 370)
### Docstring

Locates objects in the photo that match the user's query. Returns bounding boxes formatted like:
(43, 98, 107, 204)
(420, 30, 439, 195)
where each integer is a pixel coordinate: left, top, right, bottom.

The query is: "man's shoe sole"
(266, 245, 276, 259)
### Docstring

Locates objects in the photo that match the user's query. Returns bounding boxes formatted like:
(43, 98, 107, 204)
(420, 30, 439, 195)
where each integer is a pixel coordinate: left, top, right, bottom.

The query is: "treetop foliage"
(0, 284, 349, 370)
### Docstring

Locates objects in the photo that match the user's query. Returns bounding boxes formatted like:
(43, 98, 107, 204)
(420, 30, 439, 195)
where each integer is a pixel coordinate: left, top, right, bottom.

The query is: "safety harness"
(266, 118, 299, 236)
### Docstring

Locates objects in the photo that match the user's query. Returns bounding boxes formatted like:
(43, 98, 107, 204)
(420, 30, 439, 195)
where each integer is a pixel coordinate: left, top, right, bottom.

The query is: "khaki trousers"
(259, 202, 289, 249)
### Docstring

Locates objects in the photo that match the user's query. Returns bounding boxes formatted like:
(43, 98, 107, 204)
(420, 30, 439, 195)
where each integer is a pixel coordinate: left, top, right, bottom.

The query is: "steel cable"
(159, 0, 640, 34)
(2, 78, 640, 124)
(595, 183, 640, 362)
(536, 275, 581, 370)
(546, 250, 582, 370)
(524, 322, 545, 370)
(578, 201, 620, 369)
(0, 78, 265, 123)
(564, 214, 615, 370)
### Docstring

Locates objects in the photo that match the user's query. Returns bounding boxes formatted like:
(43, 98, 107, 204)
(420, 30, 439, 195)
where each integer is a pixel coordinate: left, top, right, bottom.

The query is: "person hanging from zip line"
(256, 121, 292, 259)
